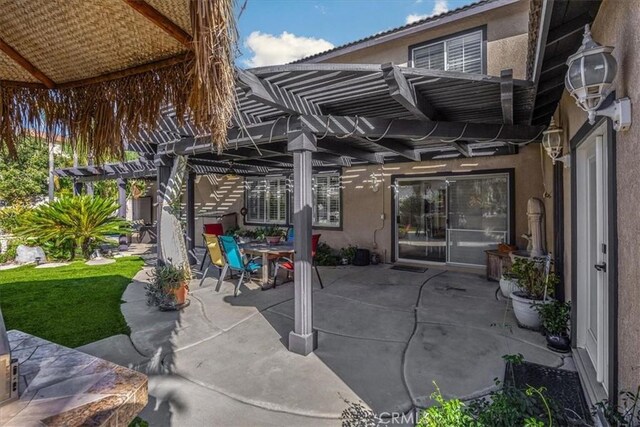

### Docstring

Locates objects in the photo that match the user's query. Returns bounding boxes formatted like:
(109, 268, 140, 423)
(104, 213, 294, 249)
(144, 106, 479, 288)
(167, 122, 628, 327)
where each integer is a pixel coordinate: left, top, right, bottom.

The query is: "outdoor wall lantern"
(565, 25, 632, 131)
(542, 117, 569, 167)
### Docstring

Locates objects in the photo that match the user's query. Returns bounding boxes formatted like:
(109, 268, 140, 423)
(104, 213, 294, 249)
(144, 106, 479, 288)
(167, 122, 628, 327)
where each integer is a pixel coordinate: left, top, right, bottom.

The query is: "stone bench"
(1, 331, 147, 427)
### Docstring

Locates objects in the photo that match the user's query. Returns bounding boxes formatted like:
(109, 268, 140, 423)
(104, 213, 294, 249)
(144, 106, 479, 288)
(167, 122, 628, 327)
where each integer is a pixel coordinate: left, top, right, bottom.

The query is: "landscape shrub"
(15, 195, 129, 260)
(315, 241, 340, 266)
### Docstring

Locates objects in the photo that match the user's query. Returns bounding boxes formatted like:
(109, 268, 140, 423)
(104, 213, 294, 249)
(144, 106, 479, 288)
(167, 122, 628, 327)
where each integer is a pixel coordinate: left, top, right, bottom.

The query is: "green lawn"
(0, 257, 144, 348)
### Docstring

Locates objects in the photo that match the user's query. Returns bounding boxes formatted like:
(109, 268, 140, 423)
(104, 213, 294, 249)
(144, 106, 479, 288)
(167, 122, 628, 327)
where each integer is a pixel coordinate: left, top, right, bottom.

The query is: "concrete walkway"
(78, 261, 572, 426)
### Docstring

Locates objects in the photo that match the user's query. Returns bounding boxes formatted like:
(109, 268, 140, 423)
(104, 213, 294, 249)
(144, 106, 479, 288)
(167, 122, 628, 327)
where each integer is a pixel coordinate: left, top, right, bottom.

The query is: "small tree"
(16, 195, 129, 260)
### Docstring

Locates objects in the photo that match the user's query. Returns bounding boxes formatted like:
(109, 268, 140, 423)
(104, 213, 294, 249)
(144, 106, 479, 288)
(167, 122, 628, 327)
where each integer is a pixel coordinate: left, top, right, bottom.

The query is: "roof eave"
(296, 0, 520, 64)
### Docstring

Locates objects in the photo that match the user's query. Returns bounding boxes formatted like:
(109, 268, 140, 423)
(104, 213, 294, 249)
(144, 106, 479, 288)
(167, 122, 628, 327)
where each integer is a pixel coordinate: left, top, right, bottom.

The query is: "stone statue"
(527, 198, 546, 257)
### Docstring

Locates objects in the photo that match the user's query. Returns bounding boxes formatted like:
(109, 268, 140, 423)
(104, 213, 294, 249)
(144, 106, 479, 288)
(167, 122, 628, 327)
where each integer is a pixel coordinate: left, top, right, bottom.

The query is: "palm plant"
(16, 195, 129, 260)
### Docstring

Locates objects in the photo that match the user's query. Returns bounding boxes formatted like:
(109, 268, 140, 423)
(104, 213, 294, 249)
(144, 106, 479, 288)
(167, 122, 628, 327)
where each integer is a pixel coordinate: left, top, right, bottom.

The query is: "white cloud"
(405, 0, 449, 24)
(243, 31, 334, 67)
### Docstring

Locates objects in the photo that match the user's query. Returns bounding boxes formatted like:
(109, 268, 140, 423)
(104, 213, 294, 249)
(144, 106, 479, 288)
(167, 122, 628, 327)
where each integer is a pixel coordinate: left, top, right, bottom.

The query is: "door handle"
(594, 262, 607, 272)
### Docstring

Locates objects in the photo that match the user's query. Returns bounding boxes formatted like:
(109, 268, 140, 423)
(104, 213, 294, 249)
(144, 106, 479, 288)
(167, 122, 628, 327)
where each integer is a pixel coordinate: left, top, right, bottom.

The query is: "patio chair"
(272, 234, 323, 289)
(285, 227, 294, 242)
(218, 235, 263, 296)
(199, 233, 229, 290)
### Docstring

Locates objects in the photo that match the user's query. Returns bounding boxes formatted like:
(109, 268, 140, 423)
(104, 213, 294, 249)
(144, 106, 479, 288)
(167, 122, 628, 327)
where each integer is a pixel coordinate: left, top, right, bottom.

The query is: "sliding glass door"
(395, 173, 510, 266)
(396, 180, 447, 262)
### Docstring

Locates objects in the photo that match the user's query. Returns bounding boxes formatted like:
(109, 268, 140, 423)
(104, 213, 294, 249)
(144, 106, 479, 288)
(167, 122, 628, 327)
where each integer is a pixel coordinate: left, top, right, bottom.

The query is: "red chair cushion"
(280, 261, 294, 270)
(204, 223, 224, 235)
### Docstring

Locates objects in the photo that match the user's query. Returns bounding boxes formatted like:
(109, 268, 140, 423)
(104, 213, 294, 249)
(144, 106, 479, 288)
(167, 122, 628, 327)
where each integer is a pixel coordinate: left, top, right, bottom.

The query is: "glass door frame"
(391, 168, 515, 267)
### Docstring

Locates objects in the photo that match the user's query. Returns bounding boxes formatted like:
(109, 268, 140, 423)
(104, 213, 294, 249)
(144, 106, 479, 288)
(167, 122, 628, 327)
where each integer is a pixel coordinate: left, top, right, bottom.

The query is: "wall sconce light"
(542, 118, 570, 167)
(565, 25, 632, 131)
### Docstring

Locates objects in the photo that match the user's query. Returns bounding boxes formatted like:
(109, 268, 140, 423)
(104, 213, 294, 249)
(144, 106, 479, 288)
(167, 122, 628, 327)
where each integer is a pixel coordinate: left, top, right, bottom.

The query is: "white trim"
(410, 29, 483, 73)
(574, 121, 610, 397)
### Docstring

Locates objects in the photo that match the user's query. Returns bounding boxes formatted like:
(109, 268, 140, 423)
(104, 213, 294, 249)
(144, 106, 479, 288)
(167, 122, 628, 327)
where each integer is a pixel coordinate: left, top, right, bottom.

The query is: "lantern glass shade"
(542, 119, 563, 163)
(565, 25, 618, 122)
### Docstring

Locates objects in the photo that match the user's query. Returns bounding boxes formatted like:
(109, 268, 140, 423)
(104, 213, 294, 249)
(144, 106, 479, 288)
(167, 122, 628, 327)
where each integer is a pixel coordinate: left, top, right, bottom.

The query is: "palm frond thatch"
(0, 0, 237, 162)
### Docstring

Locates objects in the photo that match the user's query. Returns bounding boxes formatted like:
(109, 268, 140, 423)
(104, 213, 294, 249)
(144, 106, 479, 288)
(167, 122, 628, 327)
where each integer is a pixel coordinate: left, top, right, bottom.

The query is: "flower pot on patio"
(266, 236, 281, 245)
(511, 291, 550, 330)
(146, 264, 191, 311)
(171, 281, 189, 306)
(546, 334, 571, 353)
(537, 300, 572, 353)
(499, 273, 520, 298)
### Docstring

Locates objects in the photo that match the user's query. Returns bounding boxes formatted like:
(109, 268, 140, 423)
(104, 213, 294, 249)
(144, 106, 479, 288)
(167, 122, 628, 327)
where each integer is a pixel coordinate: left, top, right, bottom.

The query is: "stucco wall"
(318, 144, 547, 262)
(555, 0, 640, 392)
(322, 0, 530, 79)
(187, 145, 546, 266)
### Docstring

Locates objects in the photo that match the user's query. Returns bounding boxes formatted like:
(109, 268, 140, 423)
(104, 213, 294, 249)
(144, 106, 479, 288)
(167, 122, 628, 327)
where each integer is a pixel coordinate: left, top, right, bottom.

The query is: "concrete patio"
(78, 260, 573, 426)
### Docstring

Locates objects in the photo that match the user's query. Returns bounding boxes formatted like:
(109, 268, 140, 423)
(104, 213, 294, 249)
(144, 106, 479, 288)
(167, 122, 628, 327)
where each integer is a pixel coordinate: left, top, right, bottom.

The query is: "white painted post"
(48, 140, 55, 201)
(287, 129, 317, 355)
(155, 154, 190, 270)
(117, 178, 127, 218)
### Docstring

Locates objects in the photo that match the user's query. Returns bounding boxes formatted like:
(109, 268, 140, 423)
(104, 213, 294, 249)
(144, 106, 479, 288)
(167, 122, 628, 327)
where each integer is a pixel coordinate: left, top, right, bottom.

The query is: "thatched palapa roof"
(0, 0, 236, 161)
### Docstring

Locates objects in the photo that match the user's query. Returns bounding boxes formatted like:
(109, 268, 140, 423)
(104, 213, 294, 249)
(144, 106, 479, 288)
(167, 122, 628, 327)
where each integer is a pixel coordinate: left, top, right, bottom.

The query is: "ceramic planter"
(546, 334, 571, 353)
(499, 275, 521, 298)
(511, 291, 550, 330)
(266, 236, 281, 245)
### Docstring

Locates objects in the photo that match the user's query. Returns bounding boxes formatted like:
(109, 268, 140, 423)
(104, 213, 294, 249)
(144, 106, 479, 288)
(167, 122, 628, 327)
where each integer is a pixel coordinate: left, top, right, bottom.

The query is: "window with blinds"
(245, 173, 342, 227)
(411, 29, 483, 74)
(313, 174, 341, 227)
(245, 177, 287, 224)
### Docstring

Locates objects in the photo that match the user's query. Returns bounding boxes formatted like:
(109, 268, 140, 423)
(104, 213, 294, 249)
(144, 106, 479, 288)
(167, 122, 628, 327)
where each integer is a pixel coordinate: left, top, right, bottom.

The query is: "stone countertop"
(1, 330, 147, 427)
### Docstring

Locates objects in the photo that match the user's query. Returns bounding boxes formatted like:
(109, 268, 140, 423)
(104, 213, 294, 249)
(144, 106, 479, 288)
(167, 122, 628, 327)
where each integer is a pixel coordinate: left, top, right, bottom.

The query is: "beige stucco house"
(56, 0, 639, 410)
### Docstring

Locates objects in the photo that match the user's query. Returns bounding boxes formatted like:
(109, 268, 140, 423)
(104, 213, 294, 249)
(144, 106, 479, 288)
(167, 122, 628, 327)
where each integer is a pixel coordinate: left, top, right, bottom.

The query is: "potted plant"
(339, 245, 357, 265)
(146, 263, 190, 310)
(510, 257, 558, 330)
(262, 225, 285, 245)
(537, 300, 571, 352)
(499, 271, 521, 298)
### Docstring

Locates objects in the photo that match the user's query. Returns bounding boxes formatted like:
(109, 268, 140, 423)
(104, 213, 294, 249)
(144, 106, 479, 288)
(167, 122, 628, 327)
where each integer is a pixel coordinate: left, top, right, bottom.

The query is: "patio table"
(240, 242, 294, 288)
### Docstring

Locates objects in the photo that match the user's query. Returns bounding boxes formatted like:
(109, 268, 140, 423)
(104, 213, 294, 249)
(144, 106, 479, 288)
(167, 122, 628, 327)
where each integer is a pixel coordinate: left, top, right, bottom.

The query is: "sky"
(236, 0, 477, 68)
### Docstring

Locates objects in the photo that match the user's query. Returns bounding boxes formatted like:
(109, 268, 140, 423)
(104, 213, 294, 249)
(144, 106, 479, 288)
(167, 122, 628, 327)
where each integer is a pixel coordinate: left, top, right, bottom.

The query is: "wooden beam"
(317, 138, 383, 164)
(0, 37, 55, 88)
(237, 69, 321, 116)
(301, 115, 544, 143)
(449, 142, 471, 157)
(365, 138, 420, 161)
(58, 54, 188, 89)
(157, 115, 545, 157)
(500, 69, 514, 125)
(381, 63, 435, 121)
(540, 54, 569, 76)
(536, 75, 565, 96)
(122, 0, 192, 48)
(313, 152, 351, 166)
(546, 13, 593, 46)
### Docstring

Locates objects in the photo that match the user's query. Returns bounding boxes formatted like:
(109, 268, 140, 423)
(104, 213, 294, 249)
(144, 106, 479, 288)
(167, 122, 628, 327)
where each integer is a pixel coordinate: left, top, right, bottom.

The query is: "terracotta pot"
(266, 236, 281, 245)
(171, 281, 189, 305)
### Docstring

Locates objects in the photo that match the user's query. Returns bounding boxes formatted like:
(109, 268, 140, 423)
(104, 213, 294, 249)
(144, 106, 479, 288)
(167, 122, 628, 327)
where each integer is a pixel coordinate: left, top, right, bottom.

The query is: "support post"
(85, 153, 94, 196)
(155, 155, 172, 262)
(117, 178, 127, 218)
(156, 154, 189, 268)
(73, 180, 83, 196)
(48, 140, 55, 201)
(287, 129, 318, 356)
(186, 172, 197, 265)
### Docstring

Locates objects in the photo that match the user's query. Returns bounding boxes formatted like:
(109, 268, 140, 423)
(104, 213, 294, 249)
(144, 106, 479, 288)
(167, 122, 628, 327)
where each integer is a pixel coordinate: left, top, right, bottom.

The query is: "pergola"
(58, 62, 545, 355)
